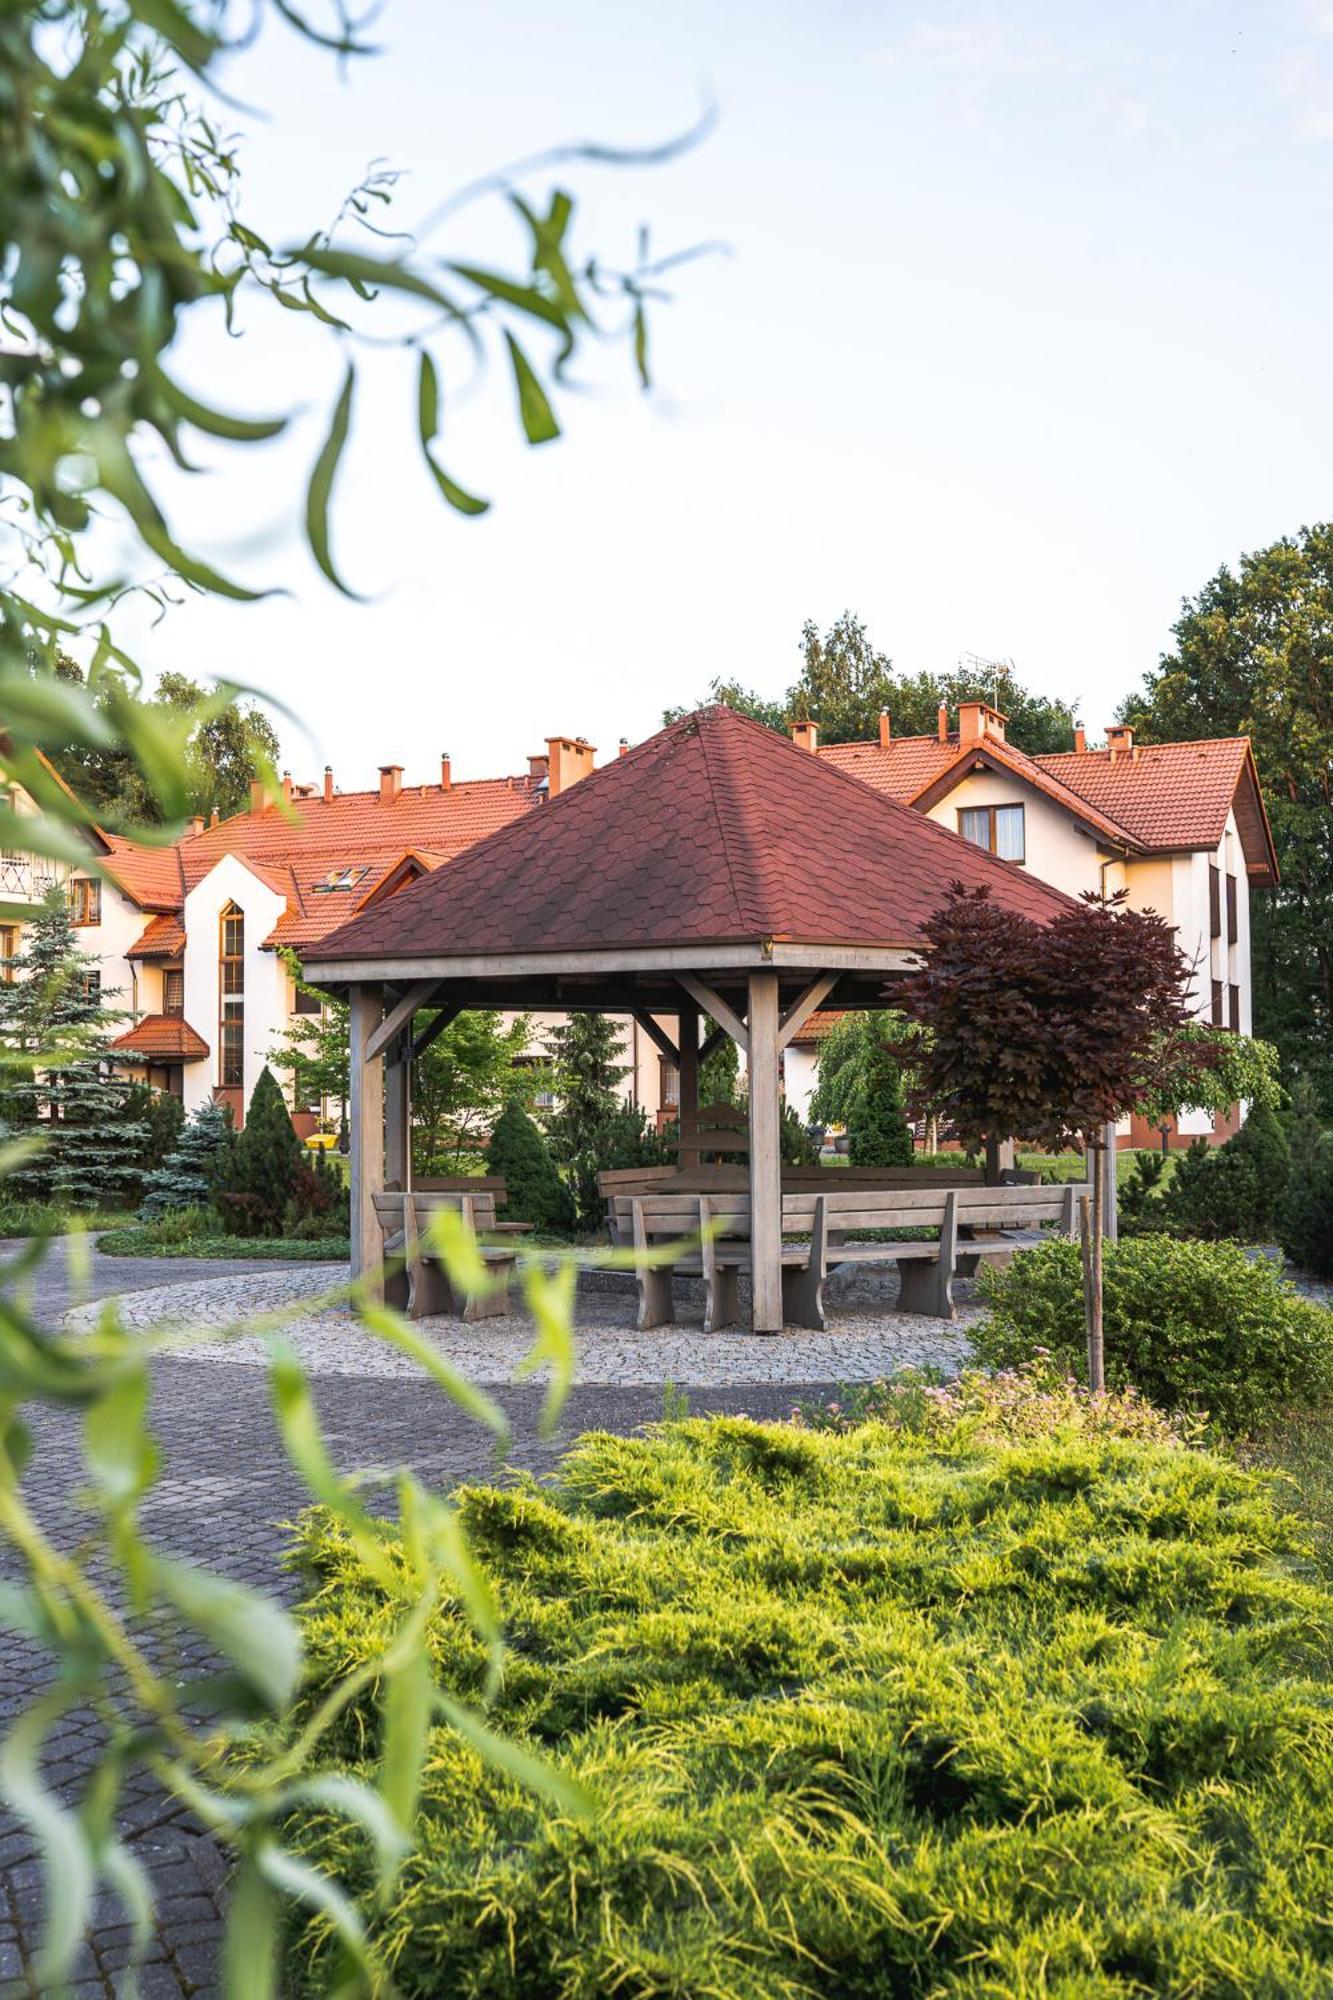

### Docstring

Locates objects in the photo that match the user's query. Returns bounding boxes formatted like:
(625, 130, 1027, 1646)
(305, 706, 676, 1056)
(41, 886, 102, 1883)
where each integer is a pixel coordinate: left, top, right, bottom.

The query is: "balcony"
(0, 854, 60, 904)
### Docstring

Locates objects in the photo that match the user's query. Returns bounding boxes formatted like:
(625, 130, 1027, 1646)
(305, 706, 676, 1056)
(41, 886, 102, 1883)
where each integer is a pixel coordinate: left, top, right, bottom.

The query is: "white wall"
(921, 770, 1104, 897)
(181, 856, 288, 1116)
(74, 880, 144, 1023)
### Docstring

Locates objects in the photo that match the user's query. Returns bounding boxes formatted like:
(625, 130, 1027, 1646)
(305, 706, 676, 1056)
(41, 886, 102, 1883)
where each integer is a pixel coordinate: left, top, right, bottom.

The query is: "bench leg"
(782, 1261, 825, 1332)
(895, 1256, 955, 1319)
(383, 1258, 411, 1315)
(704, 1264, 742, 1333)
(461, 1260, 513, 1323)
(412, 1255, 458, 1320)
(636, 1265, 675, 1331)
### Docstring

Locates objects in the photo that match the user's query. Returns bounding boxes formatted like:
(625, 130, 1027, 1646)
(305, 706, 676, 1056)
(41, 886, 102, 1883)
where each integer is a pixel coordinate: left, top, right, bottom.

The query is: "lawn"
(282, 1378, 1333, 1998)
(95, 1225, 348, 1261)
(0, 1201, 139, 1239)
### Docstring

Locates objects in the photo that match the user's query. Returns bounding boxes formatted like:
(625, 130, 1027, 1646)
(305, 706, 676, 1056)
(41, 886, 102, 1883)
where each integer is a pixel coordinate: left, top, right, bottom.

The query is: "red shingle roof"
(101, 835, 184, 913)
(126, 914, 186, 960)
(110, 1014, 209, 1061)
(312, 706, 1078, 965)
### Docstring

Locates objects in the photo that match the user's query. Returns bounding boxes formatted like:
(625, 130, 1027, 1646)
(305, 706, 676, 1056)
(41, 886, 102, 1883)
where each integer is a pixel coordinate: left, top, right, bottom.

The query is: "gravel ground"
(64, 1261, 980, 1386)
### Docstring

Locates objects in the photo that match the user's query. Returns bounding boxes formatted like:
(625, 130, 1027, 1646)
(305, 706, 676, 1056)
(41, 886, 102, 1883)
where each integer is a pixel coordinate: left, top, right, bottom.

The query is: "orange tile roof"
(110, 1014, 209, 1061)
(819, 726, 1277, 879)
(1035, 740, 1278, 879)
(126, 914, 186, 960)
(787, 1008, 844, 1045)
(101, 835, 185, 912)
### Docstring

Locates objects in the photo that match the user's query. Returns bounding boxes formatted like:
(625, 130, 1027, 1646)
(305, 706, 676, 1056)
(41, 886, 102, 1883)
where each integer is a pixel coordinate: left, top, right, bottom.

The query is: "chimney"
(249, 779, 266, 812)
(280, 771, 293, 805)
(323, 766, 334, 803)
(528, 752, 549, 784)
(618, 737, 629, 757)
(209, 807, 219, 828)
(958, 701, 1008, 748)
(379, 763, 403, 804)
(1073, 724, 1086, 754)
(440, 753, 451, 792)
(190, 814, 204, 836)
(545, 735, 596, 797)
(1106, 723, 1135, 764)
(790, 718, 820, 754)
(937, 704, 949, 743)
(878, 709, 891, 750)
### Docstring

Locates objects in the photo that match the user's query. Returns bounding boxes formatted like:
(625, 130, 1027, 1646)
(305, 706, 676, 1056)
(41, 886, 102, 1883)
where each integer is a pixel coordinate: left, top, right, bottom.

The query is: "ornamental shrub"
(847, 1036, 914, 1168)
(216, 1066, 302, 1237)
(484, 1099, 573, 1234)
(138, 1100, 234, 1219)
(1164, 1105, 1292, 1242)
(975, 1234, 1333, 1432)
(282, 1401, 1333, 1999)
(1281, 1135, 1333, 1279)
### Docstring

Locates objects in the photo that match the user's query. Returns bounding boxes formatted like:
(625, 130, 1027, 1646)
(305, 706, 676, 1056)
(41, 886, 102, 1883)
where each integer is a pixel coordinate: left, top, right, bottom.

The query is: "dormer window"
(959, 803, 1025, 863)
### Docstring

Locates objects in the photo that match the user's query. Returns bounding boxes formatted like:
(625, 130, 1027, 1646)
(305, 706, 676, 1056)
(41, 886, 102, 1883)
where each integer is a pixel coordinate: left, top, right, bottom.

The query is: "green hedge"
(282, 1397, 1333, 1998)
(95, 1226, 347, 1261)
(975, 1235, 1333, 1434)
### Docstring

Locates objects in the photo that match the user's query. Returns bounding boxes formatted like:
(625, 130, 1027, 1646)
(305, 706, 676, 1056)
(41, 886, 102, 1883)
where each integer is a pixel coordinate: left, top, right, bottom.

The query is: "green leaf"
(146, 364, 286, 442)
(414, 352, 489, 517)
(303, 248, 469, 325)
(505, 334, 561, 445)
(151, 1557, 302, 1711)
(83, 1369, 158, 1513)
(449, 263, 568, 330)
(282, 1774, 409, 1888)
(267, 1344, 399, 1593)
(436, 1694, 593, 1817)
(359, 1302, 508, 1439)
(0, 1696, 96, 1988)
(305, 362, 360, 596)
(223, 1857, 279, 2000)
(517, 1258, 578, 1435)
(255, 1840, 371, 1963)
(380, 1644, 432, 1840)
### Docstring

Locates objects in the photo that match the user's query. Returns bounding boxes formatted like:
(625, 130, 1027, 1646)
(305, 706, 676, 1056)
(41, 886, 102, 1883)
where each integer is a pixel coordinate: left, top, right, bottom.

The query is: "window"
(959, 803, 1025, 862)
(511, 1055, 555, 1111)
(67, 877, 101, 926)
(1225, 873, 1238, 940)
(0, 926, 15, 982)
(294, 985, 322, 1016)
(1209, 864, 1221, 940)
(1211, 978, 1224, 1027)
(219, 901, 244, 1088)
(78, 967, 100, 1004)
(1229, 983, 1240, 1033)
(660, 1058, 680, 1108)
(163, 968, 184, 1016)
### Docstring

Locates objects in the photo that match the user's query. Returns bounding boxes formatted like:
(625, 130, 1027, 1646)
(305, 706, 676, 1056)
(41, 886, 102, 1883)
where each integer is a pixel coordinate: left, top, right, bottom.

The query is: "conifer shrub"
(847, 1038, 914, 1168)
(1281, 1135, 1333, 1279)
(138, 1100, 234, 1219)
(282, 1397, 1333, 1999)
(215, 1066, 302, 1237)
(485, 1099, 573, 1234)
(1163, 1105, 1292, 1243)
(976, 1234, 1333, 1433)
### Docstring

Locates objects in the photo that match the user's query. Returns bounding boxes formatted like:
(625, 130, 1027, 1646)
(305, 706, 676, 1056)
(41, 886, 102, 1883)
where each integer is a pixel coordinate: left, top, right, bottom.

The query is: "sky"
(117, 0, 1333, 788)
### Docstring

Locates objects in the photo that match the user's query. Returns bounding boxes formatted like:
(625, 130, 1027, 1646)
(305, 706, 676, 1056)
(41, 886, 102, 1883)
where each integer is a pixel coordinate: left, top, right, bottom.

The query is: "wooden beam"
(365, 979, 445, 1063)
(303, 942, 923, 986)
(777, 973, 839, 1052)
(677, 974, 749, 1057)
(410, 1000, 464, 1062)
(384, 1030, 411, 1193)
(349, 985, 385, 1292)
(677, 997, 700, 1169)
(747, 971, 783, 1333)
(632, 1011, 679, 1065)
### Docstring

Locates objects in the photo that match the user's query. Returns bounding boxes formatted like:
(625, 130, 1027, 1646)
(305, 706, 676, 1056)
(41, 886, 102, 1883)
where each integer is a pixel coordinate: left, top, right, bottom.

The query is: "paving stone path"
(3, 1251, 871, 1998)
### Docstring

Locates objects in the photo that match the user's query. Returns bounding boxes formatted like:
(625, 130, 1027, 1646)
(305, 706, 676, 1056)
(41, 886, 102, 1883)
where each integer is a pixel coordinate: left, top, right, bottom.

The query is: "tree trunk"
(1087, 1141, 1106, 1392)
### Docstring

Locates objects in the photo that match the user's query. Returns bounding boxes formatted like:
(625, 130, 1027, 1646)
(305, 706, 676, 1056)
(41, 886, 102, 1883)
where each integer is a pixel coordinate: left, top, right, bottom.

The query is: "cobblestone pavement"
(3, 1257, 834, 1998)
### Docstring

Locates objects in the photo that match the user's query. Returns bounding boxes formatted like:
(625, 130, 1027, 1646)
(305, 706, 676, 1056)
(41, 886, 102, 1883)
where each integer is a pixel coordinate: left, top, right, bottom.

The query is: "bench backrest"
(414, 1174, 508, 1202)
(610, 1182, 1090, 1239)
(676, 1101, 749, 1160)
(598, 1163, 986, 1198)
(374, 1188, 501, 1237)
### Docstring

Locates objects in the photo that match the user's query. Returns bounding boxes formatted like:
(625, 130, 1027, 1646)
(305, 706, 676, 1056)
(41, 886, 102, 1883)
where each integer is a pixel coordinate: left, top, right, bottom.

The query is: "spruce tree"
(221, 1066, 302, 1236)
(545, 1013, 630, 1230)
(0, 886, 147, 1207)
(485, 1099, 573, 1233)
(139, 1100, 234, 1220)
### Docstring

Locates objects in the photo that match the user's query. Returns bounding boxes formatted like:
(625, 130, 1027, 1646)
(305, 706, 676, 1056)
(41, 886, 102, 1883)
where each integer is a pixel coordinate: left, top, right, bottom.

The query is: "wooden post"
(384, 1030, 411, 1194)
(746, 971, 783, 1334)
(677, 997, 700, 1167)
(983, 1135, 1016, 1183)
(1102, 1120, 1119, 1242)
(349, 984, 385, 1294)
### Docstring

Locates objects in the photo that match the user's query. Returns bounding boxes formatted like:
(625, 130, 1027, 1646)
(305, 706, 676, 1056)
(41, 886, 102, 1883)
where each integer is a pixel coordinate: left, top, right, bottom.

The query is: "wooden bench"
(608, 1181, 1088, 1330)
(372, 1188, 526, 1321)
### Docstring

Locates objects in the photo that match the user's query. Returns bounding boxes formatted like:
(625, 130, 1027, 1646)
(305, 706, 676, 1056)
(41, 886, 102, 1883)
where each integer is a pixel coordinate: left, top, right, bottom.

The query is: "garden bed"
(282, 1377, 1333, 1998)
(94, 1226, 348, 1260)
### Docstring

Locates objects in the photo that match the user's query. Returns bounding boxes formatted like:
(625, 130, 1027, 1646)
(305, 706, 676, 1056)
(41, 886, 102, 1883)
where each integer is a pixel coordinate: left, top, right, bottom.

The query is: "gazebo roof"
(308, 706, 1076, 978)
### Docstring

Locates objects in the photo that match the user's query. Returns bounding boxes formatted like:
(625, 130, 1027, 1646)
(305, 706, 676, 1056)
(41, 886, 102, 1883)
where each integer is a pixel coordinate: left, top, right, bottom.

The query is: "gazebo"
(304, 706, 1079, 1332)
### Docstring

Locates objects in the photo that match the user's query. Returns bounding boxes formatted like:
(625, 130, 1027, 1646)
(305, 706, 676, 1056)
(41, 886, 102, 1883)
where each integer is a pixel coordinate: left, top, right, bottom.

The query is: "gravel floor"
(65, 1262, 980, 1385)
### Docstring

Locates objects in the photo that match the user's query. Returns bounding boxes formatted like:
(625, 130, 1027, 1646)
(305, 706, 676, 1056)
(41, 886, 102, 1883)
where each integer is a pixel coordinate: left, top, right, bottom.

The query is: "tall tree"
(0, 887, 146, 1207)
(664, 613, 1078, 751)
(545, 1012, 630, 1230)
(1119, 526, 1333, 1112)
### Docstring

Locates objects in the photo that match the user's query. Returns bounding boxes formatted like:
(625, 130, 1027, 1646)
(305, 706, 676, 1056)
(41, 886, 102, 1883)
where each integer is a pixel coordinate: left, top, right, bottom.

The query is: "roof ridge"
(695, 713, 779, 934)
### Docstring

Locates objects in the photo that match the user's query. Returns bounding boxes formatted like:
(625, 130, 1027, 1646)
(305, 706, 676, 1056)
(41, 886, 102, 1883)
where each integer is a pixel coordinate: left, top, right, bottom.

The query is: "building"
(780, 702, 1279, 1146)
(0, 701, 1277, 1146)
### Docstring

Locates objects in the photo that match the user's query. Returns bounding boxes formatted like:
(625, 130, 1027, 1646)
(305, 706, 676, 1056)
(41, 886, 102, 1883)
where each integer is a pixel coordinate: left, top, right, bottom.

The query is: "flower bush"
(280, 1400, 1333, 1998)
(975, 1234, 1333, 1433)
